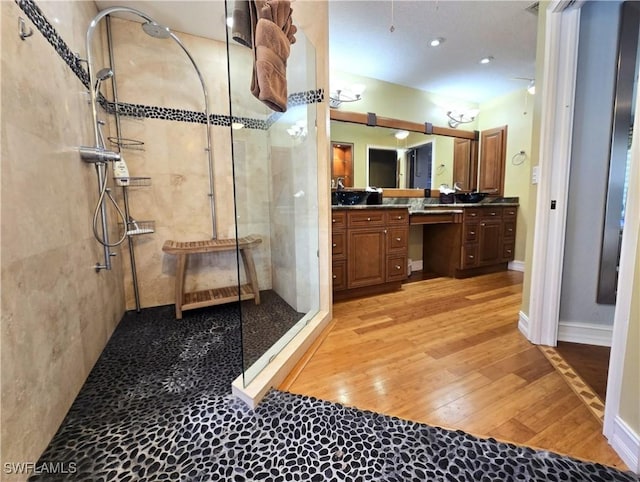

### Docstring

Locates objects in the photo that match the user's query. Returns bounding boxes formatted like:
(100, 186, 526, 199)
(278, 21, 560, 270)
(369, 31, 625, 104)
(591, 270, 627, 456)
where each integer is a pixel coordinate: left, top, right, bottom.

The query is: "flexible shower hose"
(92, 162, 128, 247)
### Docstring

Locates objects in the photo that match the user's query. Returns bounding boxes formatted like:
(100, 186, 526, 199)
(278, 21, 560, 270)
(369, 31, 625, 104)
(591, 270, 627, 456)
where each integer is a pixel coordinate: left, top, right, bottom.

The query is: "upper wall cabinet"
(479, 126, 508, 195)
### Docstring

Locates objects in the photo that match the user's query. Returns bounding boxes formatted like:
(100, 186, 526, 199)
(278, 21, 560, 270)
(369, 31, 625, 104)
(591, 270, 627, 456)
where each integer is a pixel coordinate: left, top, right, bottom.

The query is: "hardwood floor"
(281, 271, 627, 470)
(556, 341, 610, 402)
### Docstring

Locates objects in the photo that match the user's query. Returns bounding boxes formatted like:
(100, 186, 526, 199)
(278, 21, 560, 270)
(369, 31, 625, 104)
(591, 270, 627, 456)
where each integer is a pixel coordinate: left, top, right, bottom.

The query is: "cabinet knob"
(332, 219, 336, 223)
(396, 237, 402, 242)
(332, 274, 337, 279)
(508, 228, 513, 233)
(367, 217, 371, 221)
(395, 265, 401, 270)
(481, 223, 486, 226)
(397, 215, 402, 220)
(490, 212, 497, 216)
(332, 243, 337, 248)
(470, 213, 477, 217)
(469, 255, 475, 259)
(384, 229, 387, 234)
(470, 231, 475, 235)
(506, 250, 512, 254)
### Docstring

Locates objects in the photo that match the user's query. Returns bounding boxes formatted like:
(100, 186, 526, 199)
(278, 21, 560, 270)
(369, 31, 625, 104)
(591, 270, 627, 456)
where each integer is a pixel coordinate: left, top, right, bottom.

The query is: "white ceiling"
(329, 0, 539, 103)
(94, 1, 538, 104)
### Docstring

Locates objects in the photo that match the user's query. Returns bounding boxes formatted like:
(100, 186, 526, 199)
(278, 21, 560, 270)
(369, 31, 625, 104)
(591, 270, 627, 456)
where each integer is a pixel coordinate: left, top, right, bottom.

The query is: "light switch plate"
(532, 166, 539, 184)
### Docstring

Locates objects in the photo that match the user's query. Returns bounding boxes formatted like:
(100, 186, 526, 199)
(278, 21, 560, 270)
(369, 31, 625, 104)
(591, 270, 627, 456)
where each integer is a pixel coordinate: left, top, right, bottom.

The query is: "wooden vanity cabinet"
(332, 208, 409, 298)
(424, 205, 517, 278)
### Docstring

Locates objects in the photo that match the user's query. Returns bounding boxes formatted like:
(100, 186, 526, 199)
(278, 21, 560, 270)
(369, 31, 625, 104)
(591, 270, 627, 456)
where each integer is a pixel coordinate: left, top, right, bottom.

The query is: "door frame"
(528, 0, 639, 469)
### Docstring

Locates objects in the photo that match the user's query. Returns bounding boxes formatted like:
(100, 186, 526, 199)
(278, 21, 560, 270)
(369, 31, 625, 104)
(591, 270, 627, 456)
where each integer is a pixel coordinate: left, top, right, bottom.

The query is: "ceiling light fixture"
(429, 37, 445, 47)
(394, 130, 409, 140)
(479, 56, 494, 64)
(446, 109, 479, 128)
(329, 84, 366, 108)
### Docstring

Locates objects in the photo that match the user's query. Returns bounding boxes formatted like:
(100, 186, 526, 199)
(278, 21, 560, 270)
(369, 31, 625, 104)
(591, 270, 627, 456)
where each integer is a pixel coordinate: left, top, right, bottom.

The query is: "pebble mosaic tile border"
(15, 0, 323, 131)
(539, 346, 606, 423)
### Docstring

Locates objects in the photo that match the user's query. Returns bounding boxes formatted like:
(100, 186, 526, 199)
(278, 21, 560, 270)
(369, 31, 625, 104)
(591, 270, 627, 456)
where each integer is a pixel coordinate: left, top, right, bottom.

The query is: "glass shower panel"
(225, 12, 320, 386)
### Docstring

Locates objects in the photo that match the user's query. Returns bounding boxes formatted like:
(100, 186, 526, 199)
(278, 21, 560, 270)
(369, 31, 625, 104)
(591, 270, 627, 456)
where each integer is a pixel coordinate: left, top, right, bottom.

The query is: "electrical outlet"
(532, 166, 539, 184)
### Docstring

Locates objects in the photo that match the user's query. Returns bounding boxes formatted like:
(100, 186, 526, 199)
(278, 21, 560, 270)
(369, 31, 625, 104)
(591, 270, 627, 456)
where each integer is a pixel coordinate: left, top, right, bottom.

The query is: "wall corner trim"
(518, 311, 530, 339)
(610, 416, 640, 474)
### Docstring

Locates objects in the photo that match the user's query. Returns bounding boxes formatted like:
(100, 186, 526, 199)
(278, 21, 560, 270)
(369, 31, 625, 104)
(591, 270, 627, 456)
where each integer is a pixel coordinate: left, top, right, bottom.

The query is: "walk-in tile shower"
(81, 2, 322, 387)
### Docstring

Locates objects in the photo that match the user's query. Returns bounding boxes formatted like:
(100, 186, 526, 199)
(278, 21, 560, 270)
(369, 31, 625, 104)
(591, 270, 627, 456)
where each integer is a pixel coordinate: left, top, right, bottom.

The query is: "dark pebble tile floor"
(31, 301, 638, 481)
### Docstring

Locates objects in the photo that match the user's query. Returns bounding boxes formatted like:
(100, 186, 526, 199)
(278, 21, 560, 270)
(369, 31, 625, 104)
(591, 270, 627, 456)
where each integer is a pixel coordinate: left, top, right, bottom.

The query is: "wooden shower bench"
(162, 235, 261, 319)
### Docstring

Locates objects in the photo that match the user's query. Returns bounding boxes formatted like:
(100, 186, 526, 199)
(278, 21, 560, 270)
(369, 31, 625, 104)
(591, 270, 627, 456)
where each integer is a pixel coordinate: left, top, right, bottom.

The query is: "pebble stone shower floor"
(31, 301, 638, 481)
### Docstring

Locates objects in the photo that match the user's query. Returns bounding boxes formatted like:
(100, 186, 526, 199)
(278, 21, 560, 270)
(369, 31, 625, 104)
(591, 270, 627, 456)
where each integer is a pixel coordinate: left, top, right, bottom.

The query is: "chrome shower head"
(141, 21, 171, 39)
(94, 68, 114, 92)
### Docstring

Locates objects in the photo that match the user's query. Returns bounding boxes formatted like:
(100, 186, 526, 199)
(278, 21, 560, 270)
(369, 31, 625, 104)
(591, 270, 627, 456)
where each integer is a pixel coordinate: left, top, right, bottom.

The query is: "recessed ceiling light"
(430, 37, 445, 47)
(479, 56, 494, 64)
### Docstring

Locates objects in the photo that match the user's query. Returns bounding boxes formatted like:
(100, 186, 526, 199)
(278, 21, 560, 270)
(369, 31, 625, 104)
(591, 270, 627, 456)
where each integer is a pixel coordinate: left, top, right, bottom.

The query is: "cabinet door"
(478, 220, 502, 265)
(347, 228, 386, 288)
(479, 126, 507, 195)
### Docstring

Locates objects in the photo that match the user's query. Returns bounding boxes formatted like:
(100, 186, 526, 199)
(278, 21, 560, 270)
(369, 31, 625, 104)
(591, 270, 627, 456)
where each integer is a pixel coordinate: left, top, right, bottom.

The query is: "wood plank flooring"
(556, 341, 610, 401)
(281, 271, 627, 470)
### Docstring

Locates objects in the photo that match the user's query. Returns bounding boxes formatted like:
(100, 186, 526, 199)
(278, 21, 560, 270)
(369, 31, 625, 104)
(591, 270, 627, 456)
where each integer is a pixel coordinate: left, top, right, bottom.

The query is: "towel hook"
(19, 17, 34, 41)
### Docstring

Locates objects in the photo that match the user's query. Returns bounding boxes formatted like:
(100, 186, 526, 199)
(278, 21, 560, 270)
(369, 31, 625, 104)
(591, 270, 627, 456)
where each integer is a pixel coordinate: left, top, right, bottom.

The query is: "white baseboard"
(557, 321, 613, 347)
(508, 260, 525, 272)
(410, 259, 423, 273)
(610, 416, 640, 473)
(518, 311, 529, 339)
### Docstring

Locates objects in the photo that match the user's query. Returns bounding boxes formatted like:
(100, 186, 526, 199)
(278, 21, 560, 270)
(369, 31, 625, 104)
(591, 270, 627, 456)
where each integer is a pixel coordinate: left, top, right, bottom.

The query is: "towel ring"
(512, 150, 527, 166)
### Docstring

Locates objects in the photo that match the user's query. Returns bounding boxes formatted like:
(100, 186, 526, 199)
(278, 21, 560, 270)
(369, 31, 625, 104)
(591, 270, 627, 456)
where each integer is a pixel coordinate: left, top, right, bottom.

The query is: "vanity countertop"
(331, 204, 411, 210)
(425, 202, 520, 208)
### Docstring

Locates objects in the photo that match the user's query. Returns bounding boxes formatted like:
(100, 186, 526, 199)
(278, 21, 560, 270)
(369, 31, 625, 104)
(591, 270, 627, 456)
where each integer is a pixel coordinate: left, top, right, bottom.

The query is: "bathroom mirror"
(330, 120, 477, 190)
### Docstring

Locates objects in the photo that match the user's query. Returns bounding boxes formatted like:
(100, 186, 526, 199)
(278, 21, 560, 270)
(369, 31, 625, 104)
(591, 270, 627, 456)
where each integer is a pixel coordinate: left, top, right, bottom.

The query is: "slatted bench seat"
(162, 235, 262, 319)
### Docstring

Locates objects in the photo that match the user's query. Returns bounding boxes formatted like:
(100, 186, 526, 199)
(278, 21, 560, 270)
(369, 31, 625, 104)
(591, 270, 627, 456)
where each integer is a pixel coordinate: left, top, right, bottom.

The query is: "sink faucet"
(336, 177, 345, 190)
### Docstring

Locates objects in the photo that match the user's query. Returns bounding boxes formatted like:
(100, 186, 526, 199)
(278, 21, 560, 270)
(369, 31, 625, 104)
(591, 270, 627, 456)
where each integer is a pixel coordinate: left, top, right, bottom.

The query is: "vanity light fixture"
(446, 109, 479, 128)
(329, 84, 366, 108)
(394, 130, 410, 140)
(287, 120, 308, 139)
(429, 37, 445, 47)
(479, 56, 494, 64)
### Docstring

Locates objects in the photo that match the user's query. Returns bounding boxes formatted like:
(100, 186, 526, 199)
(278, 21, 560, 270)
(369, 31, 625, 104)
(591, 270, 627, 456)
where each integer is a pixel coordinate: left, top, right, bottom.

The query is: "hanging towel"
(252, 17, 290, 112)
(251, 1, 297, 112)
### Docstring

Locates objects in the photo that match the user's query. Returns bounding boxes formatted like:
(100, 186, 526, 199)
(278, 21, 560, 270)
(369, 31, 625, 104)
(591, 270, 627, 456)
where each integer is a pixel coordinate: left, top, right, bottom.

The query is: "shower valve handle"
(80, 146, 121, 164)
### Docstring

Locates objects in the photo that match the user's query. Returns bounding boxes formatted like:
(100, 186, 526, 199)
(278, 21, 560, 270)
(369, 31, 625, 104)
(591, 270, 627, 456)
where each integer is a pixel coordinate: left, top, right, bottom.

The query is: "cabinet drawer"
(332, 260, 347, 291)
(465, 208, 482, 221)
(480, 207, 502, 219)
(502, 242, 515, 261)
(503, 207, 518, 218)
(503, 221, 516, 240)
(348, 210, 385, 228)
(332, 231, 346, 258)
(386, 210, 409, 225)
(331, 211, 346, 229)
(386, 255, 407, 281)
(388, 227, 408, 251)
(464, 222, 478, 243)
(461, 244, 479, 268)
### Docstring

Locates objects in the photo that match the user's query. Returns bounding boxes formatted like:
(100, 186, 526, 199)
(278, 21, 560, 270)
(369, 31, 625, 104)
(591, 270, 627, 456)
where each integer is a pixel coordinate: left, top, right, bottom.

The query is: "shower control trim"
(80, 146, 121, 163)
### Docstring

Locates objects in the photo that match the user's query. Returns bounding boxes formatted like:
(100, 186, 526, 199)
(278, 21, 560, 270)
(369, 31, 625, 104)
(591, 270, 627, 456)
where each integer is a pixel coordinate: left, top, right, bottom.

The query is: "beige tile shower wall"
(108, 19, 273, 309)
(1, 1, 126, 476)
